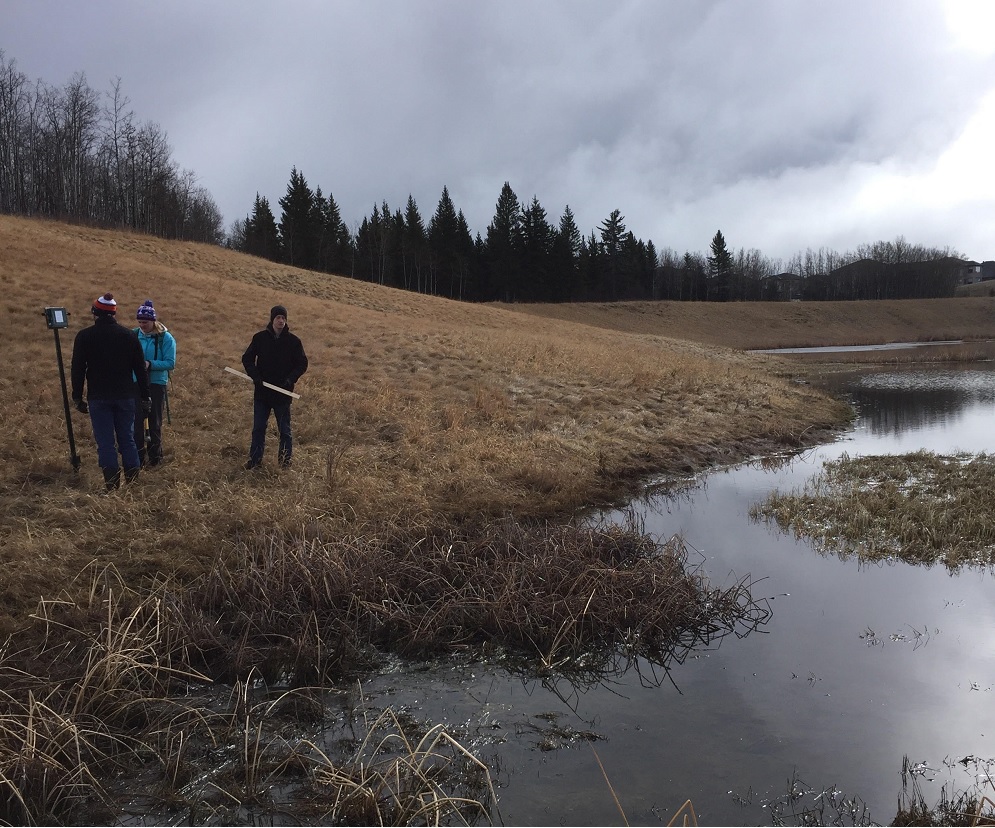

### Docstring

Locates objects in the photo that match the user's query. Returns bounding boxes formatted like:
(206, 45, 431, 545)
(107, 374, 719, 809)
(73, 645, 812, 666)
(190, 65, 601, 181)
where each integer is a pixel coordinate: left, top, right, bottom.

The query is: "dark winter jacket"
(241, 322, 308, 406)
(71, 315, 151, 401)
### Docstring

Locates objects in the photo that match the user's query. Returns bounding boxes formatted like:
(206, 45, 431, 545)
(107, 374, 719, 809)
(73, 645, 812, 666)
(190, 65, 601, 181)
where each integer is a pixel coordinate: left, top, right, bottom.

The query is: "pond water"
(749, 341, 963, 354)
(359, 362, 995, 827)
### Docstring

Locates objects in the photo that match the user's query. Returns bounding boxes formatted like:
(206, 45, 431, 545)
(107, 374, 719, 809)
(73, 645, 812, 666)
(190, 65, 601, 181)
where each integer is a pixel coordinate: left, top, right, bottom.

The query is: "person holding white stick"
(240, 305, 308, 469)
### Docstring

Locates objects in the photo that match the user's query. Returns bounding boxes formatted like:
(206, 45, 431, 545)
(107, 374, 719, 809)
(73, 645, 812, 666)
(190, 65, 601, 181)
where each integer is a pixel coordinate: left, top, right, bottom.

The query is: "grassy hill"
(7, 215, 991, 633)
(501, 294, 995, 349)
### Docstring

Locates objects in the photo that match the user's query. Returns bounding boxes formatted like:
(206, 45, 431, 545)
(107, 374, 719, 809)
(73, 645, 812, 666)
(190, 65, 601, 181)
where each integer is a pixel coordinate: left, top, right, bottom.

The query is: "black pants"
(134, 384, 167, 464)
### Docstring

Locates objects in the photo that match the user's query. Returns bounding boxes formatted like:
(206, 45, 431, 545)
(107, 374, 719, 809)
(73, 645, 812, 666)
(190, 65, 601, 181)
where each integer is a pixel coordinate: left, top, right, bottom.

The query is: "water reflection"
(358, 362, 995, 827)
(820, 365, 995, 438)
(749, 341, 962, 354)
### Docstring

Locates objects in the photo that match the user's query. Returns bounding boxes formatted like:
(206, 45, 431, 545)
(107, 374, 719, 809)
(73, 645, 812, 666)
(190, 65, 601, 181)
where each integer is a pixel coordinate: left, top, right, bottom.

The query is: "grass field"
(5, 215, 994, 631)
(4, 215, 995, 824)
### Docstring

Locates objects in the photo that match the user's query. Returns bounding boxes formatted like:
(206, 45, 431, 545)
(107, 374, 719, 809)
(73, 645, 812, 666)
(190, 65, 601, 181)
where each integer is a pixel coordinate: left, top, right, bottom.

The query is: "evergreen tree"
(316, 190, 353, 276)
(454, 210, 476, 301)
(381, 201, 405, 288)
(708, 229, 733, 301)
(577, 232, 603, 301)
(243, 193, 280, 261)
(354, 214, 374, 282)
(520, 196, 554, 301)
(549, 205, 581, 302)
(428, 186, 461, 298)
(485, 181, 523, 301)
(278, 167, 318, 268)
(402, 194, 427, 292)
(645, 239, 660, 299)
(598, 209, 626, 300)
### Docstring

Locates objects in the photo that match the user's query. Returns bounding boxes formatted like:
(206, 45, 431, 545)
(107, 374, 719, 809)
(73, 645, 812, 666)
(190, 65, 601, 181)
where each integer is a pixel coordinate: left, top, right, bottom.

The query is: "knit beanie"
(92, 292, 117, 315)
(270, 305, 288, 323)
(137, 299, 157, 321)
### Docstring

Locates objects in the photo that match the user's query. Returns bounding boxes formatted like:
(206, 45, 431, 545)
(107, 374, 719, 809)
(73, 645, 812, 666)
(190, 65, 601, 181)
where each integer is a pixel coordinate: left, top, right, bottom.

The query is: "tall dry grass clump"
(0, 564, 500, 825)
(168, 515, 770, 683)
(0, 517, 764, 824)
(752, 450, 995, 569)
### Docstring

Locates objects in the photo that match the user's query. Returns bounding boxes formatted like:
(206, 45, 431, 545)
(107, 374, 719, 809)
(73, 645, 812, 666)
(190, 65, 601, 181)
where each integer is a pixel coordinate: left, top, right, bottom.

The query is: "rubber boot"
(124, 467, 140, 484)
(102, 467, 121, 491)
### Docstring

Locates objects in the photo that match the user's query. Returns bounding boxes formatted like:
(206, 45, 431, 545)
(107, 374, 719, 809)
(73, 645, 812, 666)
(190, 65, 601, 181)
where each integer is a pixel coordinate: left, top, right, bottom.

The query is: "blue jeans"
(249, 398, 293, 465)
(89, 397, 140, 470)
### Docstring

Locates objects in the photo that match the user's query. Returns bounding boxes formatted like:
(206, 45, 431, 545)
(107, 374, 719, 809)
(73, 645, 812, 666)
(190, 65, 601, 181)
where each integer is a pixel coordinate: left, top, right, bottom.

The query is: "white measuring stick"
(224, 366, 301, 399)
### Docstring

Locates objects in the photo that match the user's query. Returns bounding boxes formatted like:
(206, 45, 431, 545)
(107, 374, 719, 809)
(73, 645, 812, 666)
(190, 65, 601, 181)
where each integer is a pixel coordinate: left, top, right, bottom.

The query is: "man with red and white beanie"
(70, 292, 152, 490)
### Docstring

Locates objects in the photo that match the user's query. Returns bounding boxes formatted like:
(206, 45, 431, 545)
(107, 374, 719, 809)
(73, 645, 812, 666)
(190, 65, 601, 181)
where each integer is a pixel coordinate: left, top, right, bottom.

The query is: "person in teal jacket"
(133, 299, 176, 466)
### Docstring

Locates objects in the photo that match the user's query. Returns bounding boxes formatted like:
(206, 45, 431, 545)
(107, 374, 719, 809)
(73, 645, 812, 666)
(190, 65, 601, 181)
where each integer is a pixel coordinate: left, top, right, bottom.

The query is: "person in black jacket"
(240, 304, 308, 469)
(71, 292, 152, 490)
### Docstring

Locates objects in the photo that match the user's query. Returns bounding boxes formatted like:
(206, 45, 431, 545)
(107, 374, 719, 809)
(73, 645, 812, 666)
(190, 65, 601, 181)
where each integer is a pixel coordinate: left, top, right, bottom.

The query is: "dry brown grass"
(506, 295, 995, 350)
(751, 451, 995, 569)
(0, 214, 861, 634)
(0, 573, 498, 825)
(0, 518, 765, 824)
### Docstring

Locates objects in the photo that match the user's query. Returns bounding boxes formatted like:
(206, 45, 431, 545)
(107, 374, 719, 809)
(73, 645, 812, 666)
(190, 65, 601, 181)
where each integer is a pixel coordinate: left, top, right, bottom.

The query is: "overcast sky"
(6, 0, 995, 263)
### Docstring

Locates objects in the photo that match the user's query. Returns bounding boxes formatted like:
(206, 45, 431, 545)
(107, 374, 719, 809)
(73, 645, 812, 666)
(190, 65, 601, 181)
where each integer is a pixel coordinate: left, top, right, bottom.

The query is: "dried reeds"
(751, 450, 995, 569)
(167, 516, 770, 683)
(0, 510, 772, 824)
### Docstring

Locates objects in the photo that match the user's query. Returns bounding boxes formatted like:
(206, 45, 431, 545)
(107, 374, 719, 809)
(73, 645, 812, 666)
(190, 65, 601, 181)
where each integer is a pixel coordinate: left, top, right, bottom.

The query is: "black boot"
(102, 468, 121, 491)
(124, 467, 140, 484)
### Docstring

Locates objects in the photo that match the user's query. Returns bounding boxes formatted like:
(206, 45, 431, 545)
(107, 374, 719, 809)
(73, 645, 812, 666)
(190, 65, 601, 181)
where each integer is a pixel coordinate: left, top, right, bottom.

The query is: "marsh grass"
(759, 771, 874, 826)
(0, 575, 498, 825)
(167, 515, 771, 682)
(892, 754, 995, 826)
(0, 517, 769, 824)
(751, 451, 995, 569)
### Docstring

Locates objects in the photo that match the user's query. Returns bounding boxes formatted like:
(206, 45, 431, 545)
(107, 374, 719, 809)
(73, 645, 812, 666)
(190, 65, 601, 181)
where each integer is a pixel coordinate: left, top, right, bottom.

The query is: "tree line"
(0, 51, 965, 302)
(0, 51, 223, 243)
(231, 170, 965, 303)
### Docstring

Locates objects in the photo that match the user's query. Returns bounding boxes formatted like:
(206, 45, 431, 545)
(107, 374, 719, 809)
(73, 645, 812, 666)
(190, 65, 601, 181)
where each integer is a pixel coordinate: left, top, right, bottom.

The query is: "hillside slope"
(501, 295, 995, 350)
(1, 216, 854, 631)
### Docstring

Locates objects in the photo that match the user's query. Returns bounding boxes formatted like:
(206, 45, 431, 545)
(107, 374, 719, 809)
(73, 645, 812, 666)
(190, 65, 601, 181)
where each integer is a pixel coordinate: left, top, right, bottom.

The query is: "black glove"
(74, 398, 88, 414)
(283, 377, 295, 392)
(141, 398, 152, 415)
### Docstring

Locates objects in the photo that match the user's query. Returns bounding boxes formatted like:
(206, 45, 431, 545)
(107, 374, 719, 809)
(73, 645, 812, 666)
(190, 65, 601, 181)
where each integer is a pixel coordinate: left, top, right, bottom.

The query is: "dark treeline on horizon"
(231, 169, 966, 303)
(0, 51, 967, 304)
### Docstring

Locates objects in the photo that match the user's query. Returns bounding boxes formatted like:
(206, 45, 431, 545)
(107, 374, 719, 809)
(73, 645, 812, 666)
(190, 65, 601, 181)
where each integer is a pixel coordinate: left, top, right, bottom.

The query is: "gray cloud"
(6, 0, 995, 261)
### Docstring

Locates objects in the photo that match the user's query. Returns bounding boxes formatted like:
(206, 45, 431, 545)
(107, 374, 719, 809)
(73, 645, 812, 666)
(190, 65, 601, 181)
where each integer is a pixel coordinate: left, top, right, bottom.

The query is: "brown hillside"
(955, 279, 995, 298)
(0, 215, 858, 632)
(501, 295, 995, 350)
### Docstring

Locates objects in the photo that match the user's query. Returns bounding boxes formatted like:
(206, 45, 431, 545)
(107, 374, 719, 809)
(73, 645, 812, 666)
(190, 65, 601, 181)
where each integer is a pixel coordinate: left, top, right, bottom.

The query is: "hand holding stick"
(224, 366, 301, 399)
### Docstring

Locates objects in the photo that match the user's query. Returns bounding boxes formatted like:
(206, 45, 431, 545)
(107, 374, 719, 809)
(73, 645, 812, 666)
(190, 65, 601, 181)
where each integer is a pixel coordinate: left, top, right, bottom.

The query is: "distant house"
(960, 261, 995, 284)
(960, 262, 981, 285)
(961, 261, 982, 284)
